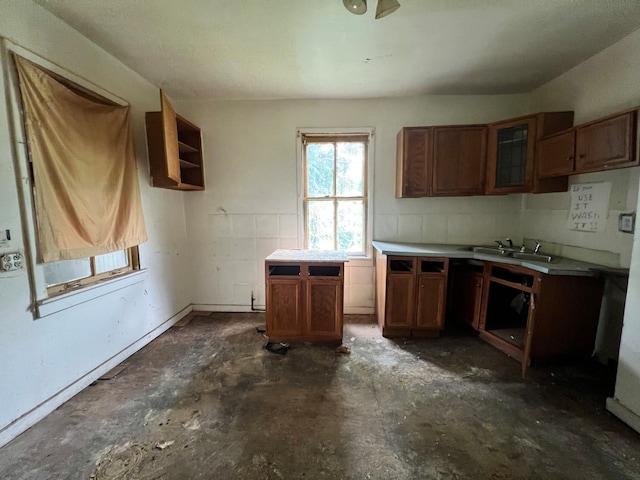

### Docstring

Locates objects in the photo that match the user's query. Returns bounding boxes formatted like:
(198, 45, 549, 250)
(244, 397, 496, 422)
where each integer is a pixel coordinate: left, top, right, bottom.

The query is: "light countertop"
(372, 241, 619, 276)
(265, 249, 349, 263)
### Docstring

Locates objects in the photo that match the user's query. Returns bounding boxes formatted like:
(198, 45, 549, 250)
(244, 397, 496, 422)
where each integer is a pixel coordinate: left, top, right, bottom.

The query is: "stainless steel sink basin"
(472, 246, 510, 256)
(465, 246, 553, 263)
(511, 252, 553, 263)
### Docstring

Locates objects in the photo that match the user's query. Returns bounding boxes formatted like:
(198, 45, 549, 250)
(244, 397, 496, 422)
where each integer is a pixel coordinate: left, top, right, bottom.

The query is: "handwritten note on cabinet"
(567, 182, 611, 232)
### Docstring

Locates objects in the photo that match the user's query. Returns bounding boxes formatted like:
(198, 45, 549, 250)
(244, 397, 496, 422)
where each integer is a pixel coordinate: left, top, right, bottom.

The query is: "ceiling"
(34, 0, 640, 101)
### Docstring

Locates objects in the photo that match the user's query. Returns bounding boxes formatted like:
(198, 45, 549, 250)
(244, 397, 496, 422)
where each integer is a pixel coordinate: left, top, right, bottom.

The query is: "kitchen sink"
(464, 246, 553, 263)
(511, 252, 553, 263)
(472, 246, 510, 256)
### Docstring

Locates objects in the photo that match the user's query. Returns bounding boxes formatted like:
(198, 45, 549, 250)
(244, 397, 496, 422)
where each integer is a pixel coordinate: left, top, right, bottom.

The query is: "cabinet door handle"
(578, 154, 586, 159)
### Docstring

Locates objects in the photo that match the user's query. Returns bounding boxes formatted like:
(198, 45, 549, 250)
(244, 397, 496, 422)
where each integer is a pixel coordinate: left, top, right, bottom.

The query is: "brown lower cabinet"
(376, 255, 605, 377)
(449, 260, 604, 377)
(265, 261, 344, 344)
(375, 251, 449, 337)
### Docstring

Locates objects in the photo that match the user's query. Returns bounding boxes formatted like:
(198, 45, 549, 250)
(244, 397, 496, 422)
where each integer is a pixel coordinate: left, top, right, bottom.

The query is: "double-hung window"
(11, 51, 146, 301)
(301, 131, 371, 256)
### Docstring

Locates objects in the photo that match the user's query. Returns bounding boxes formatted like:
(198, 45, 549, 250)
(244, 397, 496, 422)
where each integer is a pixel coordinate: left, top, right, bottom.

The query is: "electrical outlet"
(618, 213, 636, 234)
(1, 252, 24, 271)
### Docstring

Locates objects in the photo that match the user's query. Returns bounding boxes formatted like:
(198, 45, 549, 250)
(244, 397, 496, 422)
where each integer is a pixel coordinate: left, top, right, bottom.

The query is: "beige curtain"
(14, 55, 147, 262)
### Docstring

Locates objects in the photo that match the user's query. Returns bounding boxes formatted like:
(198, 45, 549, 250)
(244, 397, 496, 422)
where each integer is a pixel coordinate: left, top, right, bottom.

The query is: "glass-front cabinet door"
(486, 116, 536, 194)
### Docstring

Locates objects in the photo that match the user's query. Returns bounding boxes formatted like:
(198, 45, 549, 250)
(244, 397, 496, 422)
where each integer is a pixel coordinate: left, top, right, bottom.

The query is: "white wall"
(525, 27, 640, 268)
(176, 96, 528, 313)
(529, 29, 640, 431)
(0, 1, 193, 446)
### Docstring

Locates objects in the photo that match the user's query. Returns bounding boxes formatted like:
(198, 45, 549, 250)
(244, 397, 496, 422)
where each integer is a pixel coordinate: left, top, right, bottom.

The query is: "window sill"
(36, 269, 148, 318)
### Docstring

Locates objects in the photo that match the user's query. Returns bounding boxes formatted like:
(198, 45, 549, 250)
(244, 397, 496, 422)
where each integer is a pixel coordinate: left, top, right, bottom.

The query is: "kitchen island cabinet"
(265, 249, 347, 344)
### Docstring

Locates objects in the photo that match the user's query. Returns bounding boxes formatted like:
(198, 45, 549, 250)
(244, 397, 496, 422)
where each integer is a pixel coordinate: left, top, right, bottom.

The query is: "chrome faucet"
(494, 240, 504, 249)
(534, 240, 542, 254)
(505, 238, 513, 248)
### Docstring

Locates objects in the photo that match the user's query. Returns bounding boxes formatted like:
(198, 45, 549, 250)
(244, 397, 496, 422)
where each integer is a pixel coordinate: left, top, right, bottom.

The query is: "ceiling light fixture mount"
(343, 0, 400, 19)
(343, 0, 367, 15)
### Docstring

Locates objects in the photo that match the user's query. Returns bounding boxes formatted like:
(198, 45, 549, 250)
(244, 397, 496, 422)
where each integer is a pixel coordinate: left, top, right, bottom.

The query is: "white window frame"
(2, 40, 146, 319)
(296, 127, 374, 261)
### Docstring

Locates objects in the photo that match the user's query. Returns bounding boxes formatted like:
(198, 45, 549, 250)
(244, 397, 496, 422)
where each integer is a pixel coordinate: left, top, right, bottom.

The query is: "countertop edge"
(371, 241, 609, 277)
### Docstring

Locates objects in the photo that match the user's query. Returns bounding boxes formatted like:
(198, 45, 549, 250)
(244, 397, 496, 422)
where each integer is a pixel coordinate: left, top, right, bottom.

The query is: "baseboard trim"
(192, 304, 261, 312)
(192, 304, 374, 315)
(606, 397, 640, 434)
(344, 307, 374, 315)
(0, 304, 192, 448)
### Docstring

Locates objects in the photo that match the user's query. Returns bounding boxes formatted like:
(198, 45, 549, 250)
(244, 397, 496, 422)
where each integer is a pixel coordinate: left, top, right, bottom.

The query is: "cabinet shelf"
(485, 327, 526, 349)
(179, 158, 200, 169)
(178, 141, 199, 154)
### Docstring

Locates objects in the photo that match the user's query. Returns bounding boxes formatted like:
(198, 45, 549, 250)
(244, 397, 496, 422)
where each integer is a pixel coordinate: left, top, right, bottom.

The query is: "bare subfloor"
(1, 312, 639, 480)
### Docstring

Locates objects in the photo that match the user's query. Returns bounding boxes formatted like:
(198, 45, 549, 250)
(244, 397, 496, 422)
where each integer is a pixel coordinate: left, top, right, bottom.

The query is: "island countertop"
(372, 241, 619, 276)
(265, 249, 349, 263)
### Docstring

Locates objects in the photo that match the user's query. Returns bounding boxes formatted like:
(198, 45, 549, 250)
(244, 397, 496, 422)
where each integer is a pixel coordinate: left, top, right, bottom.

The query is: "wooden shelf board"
(486, 327, 526, 349)
(179, 158, 200, 169)
(178, 141, 199, 153)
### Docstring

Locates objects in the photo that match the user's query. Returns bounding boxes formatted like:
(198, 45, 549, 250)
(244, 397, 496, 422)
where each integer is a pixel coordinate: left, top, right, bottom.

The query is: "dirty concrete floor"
(1, 313, 639, 480)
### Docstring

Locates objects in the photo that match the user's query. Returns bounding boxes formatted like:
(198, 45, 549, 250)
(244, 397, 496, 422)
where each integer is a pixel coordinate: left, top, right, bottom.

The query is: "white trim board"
(606, 397, 640, 435)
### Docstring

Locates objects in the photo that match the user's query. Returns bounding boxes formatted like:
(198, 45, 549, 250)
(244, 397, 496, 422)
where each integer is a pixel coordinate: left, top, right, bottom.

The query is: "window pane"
(336, 142, 365, 197)
(306, 143, 335, 197)
(307, 200, 335, 249)
(337, 200, 365, 253)
(95, 250, 129, 274)
(43, 258, 91, 287)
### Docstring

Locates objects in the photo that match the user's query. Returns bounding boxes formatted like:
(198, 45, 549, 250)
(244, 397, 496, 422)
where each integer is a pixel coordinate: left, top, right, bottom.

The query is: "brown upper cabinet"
(146, 91, 205, 190)
(538, 109, 638, 178)
(432, 126, 487, 196)
(396, 127, 431, 197)
(486, 112, 574, 195)
(396, 125, 487, 197)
